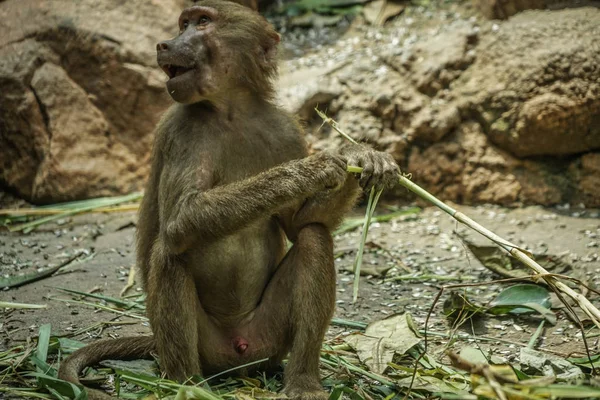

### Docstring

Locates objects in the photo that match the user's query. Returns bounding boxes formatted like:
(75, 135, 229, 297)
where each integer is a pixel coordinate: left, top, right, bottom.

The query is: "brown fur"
(196, 0, 259, 11)
(58, 2, 398, 399)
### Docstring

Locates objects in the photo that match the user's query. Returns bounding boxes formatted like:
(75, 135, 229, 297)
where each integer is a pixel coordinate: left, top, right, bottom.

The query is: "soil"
(2, 203, 599, 365)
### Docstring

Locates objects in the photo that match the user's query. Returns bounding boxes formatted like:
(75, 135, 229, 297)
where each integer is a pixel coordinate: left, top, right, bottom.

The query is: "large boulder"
(473, 0, 545, 19)
(283, 6, 600, 206)
(455, 8, 600, 158)
(0, 0, 186, 203)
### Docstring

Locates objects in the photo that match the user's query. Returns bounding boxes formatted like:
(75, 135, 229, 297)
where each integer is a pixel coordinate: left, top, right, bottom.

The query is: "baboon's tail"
(58, 336, 155, 400)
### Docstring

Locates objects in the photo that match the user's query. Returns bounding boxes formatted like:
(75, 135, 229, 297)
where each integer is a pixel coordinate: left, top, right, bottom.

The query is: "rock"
(339, 109, 384, 142)
(571, 153, 600, 207)
(407, 21, 477, 96)
(513, 93, 600, 156)
(474, 0, 545, 19)
(0, 0, 183, 203)
(405, 123, 570, 205)
(409, 104, 461, 143)
(277, 67, 343, 121)
(407, 123, 522, 205)
(511, 161, 567, 205)
(28, 63, 144, 201)
(363, 0, 406, 26)
(296, 6, 600, 206)
(520, 347, 584, 380)
(456, 8, 600, 157)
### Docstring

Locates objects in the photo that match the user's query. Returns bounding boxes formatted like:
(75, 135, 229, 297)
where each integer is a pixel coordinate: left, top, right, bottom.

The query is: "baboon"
(58, 1, 399, 399)
(209, 0, 259, 10)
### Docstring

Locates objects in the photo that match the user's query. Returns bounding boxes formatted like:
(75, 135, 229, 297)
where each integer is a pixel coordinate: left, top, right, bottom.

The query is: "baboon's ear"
(261, 31, 280, 65)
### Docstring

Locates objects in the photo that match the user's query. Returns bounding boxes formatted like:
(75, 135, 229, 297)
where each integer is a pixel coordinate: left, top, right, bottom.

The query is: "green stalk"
(8, 192, 142, 233)
(318, 107, 600, 330)
(351, 187, 383, 303)
(352, 189, 373, 302)
(319, 110, 386, 302)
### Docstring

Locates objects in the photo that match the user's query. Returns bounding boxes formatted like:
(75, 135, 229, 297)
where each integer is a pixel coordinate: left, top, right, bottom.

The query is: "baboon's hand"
(300, 151, 348, 191)
(342, 145, 399, 190)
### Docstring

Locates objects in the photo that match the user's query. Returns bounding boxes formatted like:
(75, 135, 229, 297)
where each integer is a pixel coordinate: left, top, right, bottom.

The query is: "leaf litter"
(3, 264, 600, 399)
(2, 176, 600, 399)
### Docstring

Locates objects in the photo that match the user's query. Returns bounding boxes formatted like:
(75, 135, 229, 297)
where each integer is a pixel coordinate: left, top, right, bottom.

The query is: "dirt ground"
(2, 202, 599, 365)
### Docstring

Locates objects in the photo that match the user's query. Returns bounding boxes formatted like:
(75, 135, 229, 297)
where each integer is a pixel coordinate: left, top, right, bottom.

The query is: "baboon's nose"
(157, 42, 169, 52)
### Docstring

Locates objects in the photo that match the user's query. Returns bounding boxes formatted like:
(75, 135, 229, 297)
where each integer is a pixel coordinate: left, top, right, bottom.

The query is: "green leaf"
(529, 384, 600, 398)
(114, 368, 182, 396)
(46, 387, 70, 400)
(56, 287, 143, 309)
(488, 302, 556, 324)
(567, 354, 600, 369)
(330, 318, 367, 330)
(331, 385, 357, 399)
(352, 188, 383, 303)
(74, 388, 89, 400)
(0, 253, 84, 289)
(0, 265, 64, 289)
(512, 367, 531, 381)
(488, 284, 551, 313)
(459, 347, 488, 365)
(57, 337, 87, 354)
(30, 355, 57, 377)
(101, 359, 158, 377)
(488, 285, 555, 323)
(37, 324, 52, 365)
(8, 192, 142, 233)
(26, 372, 84, 398)
(0, 301, 47, 309)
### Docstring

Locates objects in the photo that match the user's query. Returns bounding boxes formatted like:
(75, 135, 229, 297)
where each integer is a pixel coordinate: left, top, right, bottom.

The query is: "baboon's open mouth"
(161, 64, 193, 79)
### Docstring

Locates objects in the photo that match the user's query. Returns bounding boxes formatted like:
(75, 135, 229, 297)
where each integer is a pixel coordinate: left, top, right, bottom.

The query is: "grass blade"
(7, 193, 142, 233)
(36, 324, 52, 366)
(56, 287, 143, 309)
(0, 301, 47, 309)
(334, 207, 420, 235)
(0, 254, 82, 289)
(352, 188, 383, 303)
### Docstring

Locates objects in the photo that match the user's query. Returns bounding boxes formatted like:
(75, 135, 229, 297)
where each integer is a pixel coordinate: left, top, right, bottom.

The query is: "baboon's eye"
(198, 15, 211, 25)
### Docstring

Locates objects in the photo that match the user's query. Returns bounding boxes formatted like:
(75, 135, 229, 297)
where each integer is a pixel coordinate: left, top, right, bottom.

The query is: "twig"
(392, 273, 477, 282)
(528, 320, 545, 349)
(120, 265, 136, 297)
(0, 302, 47, 309)
(316, 109, 600, 334)
(317, 108, 600, 377)
(0, 253, 83, 289)
(50, 297, 148, 321)
(5, 192, 142, 233)
(0, 204, 139, 216)
(196, 358, 269, 385)
(447, 351, 509, 400)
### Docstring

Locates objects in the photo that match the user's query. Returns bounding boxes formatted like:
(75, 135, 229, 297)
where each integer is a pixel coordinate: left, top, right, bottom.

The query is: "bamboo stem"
(0, 204, 139, 216)
(317, 108, 600, 329)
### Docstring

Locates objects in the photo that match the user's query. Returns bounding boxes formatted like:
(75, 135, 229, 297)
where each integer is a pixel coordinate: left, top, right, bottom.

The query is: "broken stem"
(319, 107, 600, 330)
